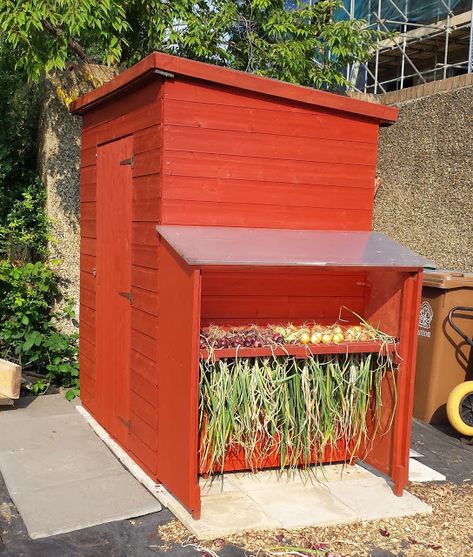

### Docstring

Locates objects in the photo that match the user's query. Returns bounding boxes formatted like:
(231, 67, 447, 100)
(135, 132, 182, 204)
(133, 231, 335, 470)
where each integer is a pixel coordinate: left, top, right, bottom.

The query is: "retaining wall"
(374, 74, 473, 272)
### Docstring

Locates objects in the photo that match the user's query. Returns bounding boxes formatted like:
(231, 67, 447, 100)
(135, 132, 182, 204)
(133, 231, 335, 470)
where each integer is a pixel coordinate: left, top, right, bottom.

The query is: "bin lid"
(423, 270, 473, 290)
(157, 225, 433, 269)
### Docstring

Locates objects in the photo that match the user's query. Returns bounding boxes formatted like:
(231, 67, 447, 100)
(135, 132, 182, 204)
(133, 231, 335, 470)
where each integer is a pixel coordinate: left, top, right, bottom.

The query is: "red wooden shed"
(70, 53, 428, 520)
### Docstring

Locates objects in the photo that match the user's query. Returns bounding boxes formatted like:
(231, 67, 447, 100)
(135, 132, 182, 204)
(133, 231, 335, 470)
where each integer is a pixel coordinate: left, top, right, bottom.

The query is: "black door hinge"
(118, 416, 131, 430)
(120, 155, 134, 169)
(118, 290, 133, 304)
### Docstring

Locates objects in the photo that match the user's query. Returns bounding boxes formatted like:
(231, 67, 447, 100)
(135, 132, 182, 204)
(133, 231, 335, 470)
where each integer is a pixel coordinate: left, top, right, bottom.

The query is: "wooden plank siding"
(201, 269, 368, 326)
(78, 80, 163, 477)
(160, 77, 378, 231)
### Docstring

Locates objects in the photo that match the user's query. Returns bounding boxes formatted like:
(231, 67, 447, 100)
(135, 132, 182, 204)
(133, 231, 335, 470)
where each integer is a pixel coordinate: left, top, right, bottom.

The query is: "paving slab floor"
(0, 395, 161, 539)
(164, 463, 431, 540)
(0, 397, 469, 556)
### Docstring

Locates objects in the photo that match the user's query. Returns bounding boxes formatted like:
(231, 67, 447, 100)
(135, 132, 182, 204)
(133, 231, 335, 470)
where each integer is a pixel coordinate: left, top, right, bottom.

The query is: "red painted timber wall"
(79, 79, 163, 476)
(77, 67, 388, 484)
(160, 77, 379, 230)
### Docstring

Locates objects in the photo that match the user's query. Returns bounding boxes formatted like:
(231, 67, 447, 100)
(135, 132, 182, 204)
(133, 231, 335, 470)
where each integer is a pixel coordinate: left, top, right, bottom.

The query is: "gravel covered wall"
(374, 83, 473, 272)
(38, 78, 81, 330)
(38, 66, 116, 330)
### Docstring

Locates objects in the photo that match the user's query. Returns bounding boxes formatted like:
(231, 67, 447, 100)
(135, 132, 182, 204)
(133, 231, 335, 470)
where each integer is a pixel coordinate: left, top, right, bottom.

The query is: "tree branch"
(41, 20, 93, 64)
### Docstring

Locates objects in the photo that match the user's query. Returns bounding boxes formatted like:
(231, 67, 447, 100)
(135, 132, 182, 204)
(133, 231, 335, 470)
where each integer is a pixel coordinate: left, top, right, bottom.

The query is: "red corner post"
(156, 239, 202, 518)
(391, 270, 423, 495)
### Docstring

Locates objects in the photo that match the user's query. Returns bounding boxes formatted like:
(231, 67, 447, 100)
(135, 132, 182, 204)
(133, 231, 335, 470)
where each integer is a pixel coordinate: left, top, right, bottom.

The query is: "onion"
(311, 332, 322, 344)
(322, 333, 333, 344)
(300, 332, 311, 344)
(333, 333, 344, 344)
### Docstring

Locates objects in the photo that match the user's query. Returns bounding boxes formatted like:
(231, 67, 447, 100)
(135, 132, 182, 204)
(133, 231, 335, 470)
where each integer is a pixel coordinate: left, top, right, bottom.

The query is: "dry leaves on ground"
(158, 482, 473, 556)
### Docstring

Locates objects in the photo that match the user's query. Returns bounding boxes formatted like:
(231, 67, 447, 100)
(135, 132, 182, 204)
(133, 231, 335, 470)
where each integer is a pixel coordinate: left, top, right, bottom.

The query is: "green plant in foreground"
(199, 352, 395, 475)
(0, 145, 78, 398)
(0, 43, 79, 398)
(0, 259, 79, 398)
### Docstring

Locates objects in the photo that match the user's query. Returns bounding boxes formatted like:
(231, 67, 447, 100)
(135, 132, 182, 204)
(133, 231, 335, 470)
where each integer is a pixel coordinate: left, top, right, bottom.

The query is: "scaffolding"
(338, 0, 473, 93)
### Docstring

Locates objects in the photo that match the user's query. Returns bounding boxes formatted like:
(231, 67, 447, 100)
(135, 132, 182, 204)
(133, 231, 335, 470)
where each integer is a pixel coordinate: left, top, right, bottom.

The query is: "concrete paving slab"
(0, 414, 93, 451)
(308, 463, 374, 484)
(0, 394, 76, 420)
(10, 472, 161, 539)
(199, 476, 240, 496)
(0, 394, 161, 539)
(228, 469, 306, 490)
(327, 477, 432, 521)
(244, 483, 357, 529)
(164, 463, 430, 540)
(408, 457, 446, 483)
(409, 448, 424, 458)
(229, 464, 372, 492)
(199, 492, 280, 536)
(169, 490, 280, 540)
(0, 438, 124, 493)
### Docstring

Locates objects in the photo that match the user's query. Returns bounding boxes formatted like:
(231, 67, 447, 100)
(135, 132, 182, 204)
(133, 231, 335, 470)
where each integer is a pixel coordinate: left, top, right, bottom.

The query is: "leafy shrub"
(0, 45, 79, 399)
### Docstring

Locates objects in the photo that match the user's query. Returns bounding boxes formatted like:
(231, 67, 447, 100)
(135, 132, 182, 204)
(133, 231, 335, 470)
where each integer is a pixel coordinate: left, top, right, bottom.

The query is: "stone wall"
(374, 75, 473, 272)
(37, 65, 116, 330)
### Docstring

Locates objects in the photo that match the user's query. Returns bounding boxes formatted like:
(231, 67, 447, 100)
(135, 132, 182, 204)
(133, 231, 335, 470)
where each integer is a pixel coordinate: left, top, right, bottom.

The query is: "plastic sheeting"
(157, 225, 433, 269)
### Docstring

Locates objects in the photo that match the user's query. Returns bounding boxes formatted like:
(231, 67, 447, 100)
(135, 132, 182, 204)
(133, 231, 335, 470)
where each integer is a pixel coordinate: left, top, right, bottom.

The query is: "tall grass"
(199, 352, 395, 475)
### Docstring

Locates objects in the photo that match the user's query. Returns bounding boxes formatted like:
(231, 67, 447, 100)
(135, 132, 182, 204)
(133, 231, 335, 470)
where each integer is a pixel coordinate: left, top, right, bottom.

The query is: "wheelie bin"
(414, 270, 473, 424)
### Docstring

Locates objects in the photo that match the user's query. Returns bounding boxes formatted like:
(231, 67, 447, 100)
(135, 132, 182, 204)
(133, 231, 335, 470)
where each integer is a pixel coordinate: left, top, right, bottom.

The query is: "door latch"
(118, 290, 133, 304)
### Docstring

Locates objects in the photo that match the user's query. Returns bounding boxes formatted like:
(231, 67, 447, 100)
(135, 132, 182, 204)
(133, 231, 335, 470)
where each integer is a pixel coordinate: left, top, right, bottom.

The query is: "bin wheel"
(447, 381, 473, 436)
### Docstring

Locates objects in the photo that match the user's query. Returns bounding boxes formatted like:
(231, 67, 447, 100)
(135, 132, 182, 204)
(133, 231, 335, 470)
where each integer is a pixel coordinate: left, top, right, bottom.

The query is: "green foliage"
(0, 179, 50, 261)
(0, 43, 78, 397)
(0, 0, 129, 80)
(0, 259, 79, 392)
(0, 43, 40, 220)
(0, 0, 386, 89)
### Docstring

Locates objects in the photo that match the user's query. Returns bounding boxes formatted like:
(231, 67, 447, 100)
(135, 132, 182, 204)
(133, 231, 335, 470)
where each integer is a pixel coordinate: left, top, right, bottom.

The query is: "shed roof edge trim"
(70, 52, 398, 124)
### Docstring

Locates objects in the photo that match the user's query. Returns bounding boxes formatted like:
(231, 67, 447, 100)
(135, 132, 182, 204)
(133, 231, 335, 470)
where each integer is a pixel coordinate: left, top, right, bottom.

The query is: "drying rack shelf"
(199, 341, 398, 361)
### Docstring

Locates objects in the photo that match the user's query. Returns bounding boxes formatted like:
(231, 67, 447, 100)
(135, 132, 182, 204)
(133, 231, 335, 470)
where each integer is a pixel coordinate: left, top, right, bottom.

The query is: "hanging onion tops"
(198, 319, 397, 477)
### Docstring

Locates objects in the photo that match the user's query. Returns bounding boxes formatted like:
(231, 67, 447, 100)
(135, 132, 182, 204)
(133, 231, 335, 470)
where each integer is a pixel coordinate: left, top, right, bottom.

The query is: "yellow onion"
(300, 332, 311, 344)
(322, 333, 333, 344)
(311, 332, 322, 344)
(333, 333, 344, 344)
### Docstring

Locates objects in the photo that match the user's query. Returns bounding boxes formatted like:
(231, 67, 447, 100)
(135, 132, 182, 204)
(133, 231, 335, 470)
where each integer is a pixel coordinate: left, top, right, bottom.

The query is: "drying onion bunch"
(199, 351, 396, 475)
(200, 321, 385, 350)
(200, 324, 283, 350)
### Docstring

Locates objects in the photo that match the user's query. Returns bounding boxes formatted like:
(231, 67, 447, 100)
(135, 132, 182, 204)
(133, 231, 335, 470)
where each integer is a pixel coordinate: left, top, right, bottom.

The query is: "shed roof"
(157, 225, 432, 269)
(70, 52, 397, 124)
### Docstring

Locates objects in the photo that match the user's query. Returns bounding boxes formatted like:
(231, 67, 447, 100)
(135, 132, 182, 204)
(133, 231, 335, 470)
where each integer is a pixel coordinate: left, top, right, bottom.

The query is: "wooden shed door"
(96, 136, 133, 447)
